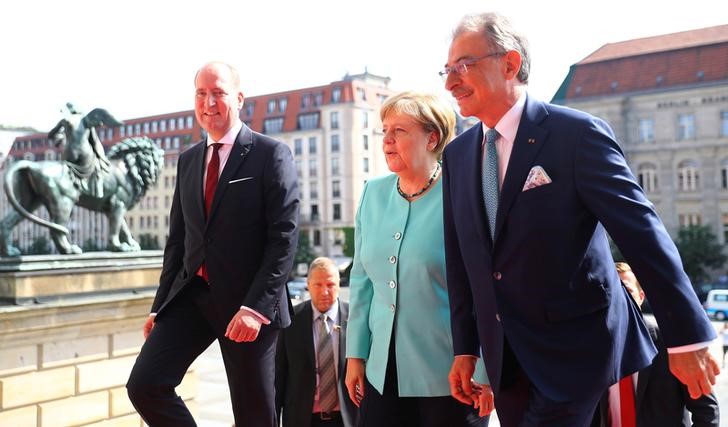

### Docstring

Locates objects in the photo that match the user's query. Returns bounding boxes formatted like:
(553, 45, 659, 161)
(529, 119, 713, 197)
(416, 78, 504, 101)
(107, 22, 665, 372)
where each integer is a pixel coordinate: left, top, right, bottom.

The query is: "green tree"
(675, 224, 727, 285)
(138, 234, 161, 250)
(341, 226, 355, 258)
(294, 232, 316, 274)
(25, 236, 51, 255)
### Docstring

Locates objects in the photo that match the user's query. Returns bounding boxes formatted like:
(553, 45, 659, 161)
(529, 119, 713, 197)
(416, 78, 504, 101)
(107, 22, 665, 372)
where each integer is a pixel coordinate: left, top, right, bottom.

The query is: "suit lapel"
(191, 142, 207, 222)
(338, 301, 348, 378)
(495, 96, 549, 242)
(458, 125, 491, 247)
(207, 124, 254, 223)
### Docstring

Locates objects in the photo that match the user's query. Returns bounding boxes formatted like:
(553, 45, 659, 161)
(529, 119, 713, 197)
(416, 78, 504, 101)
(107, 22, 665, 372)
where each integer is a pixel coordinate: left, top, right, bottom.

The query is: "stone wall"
(0, 254, 198, 426)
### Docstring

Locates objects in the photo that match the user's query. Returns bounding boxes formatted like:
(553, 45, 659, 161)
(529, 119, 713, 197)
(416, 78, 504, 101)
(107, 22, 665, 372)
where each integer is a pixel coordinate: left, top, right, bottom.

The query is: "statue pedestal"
(0, 251, 163, 305)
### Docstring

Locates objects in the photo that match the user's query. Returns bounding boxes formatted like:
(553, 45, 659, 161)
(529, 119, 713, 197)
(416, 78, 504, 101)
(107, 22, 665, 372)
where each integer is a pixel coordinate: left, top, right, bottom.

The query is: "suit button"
(493, 272, 502, 280)
(389, 256, 397, 264)
(390, 304, 396, 312)
(394, 232, 402, 240)
(495, 313, 501, 322)
(389, 280, 396, 289)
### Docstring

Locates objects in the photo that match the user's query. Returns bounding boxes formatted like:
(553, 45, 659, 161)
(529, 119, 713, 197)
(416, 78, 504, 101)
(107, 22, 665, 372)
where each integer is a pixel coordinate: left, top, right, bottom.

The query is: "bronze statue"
(0, 108, 163, 256)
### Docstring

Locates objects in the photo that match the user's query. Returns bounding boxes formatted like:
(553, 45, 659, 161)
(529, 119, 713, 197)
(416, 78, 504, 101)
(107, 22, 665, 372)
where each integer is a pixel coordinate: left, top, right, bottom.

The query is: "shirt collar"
(481, 91, 527, 144)
(206, 119, 242, 147)
(312, 299, 339, 323)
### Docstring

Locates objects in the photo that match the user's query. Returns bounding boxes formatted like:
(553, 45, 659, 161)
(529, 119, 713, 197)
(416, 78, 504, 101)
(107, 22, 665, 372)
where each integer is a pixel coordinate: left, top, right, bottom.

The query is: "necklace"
(397, 163, 441, 200)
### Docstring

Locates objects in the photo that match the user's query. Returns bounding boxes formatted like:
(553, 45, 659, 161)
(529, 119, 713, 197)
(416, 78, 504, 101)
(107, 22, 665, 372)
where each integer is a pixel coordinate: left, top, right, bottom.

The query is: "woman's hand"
(345, 358, 366, 407)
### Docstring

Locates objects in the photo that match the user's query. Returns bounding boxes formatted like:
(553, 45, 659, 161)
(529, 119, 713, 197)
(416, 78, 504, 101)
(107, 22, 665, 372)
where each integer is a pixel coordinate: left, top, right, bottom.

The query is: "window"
(362, 111, 369, 129)
(638, 118, 654, 143)
(357, 87, 367, 101)
(363, 157, 370, 173)
(332, 87, 342, 103)
(331, 135, 340, 153)
(314, 93, 323, 106)
(333, 203, 341, 221)
(120, 126, 126, 137)
(677, 160, 699, 191)
(160, 120, 167, 132)
(279, 98, 288, 113)
(330, 111, 339, 129)
(679, 214, 701, 227)
(637, 163, 657, 193)
(310, 181, 318, 200)
(173, 137, 180, 149)
(142, 122, 150, 134)
(267, 99, 276, 113)
(263, 118, 284, 134)
(332, 157, 340, 176)
(723, 214, 728, 243)
(151, 121, 158, 133)
(677, 114, 695, 140)
(363, 135, 369, 151)
(294, 138, 303, 156)
(106, 128, 114, 140)
(177, 117, 184, 130)
(135, 123, 141, 135)
(301, 94, 311, 108)
(722, 111, 728, 137)
(309, 159, 318, 177)
(309, 137, 317, 154)
(311, 204, 319, 221)
(332, 180, 341, 198)
(245, 103, 255, 117)
(295, 159, 302, 177)
(169, 119, 176, 131)
(313, 229, 321, 246)
(720, 159, 728, 190)
(297, 113, 319, 130)
(186, 116, 194, 129)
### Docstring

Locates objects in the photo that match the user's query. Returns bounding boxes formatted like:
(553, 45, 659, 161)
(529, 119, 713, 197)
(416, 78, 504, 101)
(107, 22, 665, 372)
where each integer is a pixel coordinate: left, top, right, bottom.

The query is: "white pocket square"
(522, 166, 552, 191)
(228, 177, 254, 184)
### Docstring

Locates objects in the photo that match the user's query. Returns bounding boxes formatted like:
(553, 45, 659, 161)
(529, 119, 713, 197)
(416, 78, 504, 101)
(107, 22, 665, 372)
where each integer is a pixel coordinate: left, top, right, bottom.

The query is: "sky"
(1, 0, 726, 132)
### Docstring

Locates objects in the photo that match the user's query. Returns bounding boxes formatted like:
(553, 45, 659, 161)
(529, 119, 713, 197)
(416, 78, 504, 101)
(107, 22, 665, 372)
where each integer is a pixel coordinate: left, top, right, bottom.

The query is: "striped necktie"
(317, 314, 337, 411)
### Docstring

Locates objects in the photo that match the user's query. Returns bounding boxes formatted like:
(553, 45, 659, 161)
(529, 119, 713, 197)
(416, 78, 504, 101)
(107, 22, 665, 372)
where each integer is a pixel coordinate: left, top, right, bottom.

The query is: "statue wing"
(82, 108, 123, 129)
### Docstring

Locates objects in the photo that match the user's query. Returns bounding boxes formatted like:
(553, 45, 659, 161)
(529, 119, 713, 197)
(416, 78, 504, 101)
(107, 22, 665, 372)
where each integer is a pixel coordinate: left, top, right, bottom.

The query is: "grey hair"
(453, 12, 531, 84)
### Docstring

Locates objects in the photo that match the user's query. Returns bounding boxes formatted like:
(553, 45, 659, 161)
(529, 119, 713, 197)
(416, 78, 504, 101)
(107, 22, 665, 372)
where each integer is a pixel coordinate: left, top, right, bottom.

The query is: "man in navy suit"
(440, 12, 719, 426)
(127, 62, 299, 427)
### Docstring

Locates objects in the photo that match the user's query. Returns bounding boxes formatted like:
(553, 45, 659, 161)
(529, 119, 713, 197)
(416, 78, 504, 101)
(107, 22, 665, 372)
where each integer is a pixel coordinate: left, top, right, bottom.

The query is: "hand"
(143, 315, 155, 339)
(668, 347, 720, 398)
(225, 310, 262, 342)
(345, 358, 366, 407)
(449, 355, 477, 405)
(473, 383, 494, 417)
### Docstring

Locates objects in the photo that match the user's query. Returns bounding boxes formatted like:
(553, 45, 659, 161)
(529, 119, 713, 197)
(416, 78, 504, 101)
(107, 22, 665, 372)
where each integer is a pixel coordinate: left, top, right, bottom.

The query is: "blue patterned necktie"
(483, 128, 500, 241)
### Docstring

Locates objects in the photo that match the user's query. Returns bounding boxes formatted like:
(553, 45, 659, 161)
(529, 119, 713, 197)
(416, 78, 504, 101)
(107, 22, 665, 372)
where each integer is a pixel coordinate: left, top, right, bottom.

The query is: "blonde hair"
(615, 262, 643, 292)
(380, 91, 456, 157)
(308, 257, 340, 281)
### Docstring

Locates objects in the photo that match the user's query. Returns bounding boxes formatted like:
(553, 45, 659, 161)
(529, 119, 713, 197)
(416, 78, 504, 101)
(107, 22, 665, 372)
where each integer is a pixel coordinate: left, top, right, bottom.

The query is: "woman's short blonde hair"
(380, 91, 456, 157)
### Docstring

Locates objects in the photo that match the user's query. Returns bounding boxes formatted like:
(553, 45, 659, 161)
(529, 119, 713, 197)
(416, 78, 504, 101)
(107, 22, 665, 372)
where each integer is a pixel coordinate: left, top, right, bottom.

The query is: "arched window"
(677, 160, 699, 191)
(637, 163, 658, 193)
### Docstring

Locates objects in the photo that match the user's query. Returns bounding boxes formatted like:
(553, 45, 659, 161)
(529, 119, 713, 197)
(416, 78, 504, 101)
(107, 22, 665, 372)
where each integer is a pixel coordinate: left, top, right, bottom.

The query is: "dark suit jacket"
(276, 300, 357, 427)
(592, 315, 719, 427)
(442, 95, 716, 402)
(151, 123, 298, 329)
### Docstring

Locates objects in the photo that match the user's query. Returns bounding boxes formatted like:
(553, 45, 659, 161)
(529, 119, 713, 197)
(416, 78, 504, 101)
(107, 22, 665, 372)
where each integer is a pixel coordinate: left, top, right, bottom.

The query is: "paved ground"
(196, 290, 726, 427)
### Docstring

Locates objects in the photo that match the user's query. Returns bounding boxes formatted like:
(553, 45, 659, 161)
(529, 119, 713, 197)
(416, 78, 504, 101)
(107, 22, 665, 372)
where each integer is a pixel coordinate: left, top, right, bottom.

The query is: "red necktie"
(618, 376, 636, 427)
(200, 143, 221, 282)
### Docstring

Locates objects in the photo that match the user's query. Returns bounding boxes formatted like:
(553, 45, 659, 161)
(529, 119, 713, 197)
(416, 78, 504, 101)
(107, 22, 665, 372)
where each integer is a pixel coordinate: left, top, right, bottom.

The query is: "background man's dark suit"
(592, 314, 720, 427)
(127, 123, 299, 426)
(276, 300, 356, 427)
(442, 96, 715, 416)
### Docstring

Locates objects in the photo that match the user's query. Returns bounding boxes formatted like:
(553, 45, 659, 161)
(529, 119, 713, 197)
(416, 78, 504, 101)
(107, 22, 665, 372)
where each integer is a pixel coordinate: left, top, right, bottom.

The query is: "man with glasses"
(440, 12, 718, 426)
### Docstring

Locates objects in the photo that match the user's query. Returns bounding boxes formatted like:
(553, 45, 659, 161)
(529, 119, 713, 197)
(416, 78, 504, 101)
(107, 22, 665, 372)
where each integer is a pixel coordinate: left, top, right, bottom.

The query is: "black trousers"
(126, 279, 279, 427)
(494, 340, 601, 427)
(357, 336, 488, 427)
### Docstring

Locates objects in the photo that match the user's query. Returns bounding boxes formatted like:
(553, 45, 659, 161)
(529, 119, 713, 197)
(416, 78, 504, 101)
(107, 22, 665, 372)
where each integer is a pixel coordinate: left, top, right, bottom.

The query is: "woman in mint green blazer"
(345, 92, 491, 427)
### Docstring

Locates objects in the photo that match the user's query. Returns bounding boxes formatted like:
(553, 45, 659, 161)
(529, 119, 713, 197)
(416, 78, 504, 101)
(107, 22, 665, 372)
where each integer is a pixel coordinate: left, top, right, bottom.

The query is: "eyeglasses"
(438, 52, 505, 80)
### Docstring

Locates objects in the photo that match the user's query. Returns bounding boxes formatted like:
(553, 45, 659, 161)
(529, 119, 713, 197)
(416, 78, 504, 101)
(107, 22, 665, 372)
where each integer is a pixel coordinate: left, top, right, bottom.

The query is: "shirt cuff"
(454, 354, 479, 360)
(149, 313, 157, 317)
(240, 306, 271, 325)
(667, 341, 712, 353)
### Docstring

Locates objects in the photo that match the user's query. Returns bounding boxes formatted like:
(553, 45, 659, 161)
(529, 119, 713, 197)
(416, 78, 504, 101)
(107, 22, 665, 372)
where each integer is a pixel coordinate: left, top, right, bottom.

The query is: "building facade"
(1, 72, 394, 256)
(553, 25, 728, 242)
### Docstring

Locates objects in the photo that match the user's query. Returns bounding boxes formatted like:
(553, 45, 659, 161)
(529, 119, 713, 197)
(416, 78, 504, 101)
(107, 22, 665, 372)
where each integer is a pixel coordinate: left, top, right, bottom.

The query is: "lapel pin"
(528, 138, 536, 144)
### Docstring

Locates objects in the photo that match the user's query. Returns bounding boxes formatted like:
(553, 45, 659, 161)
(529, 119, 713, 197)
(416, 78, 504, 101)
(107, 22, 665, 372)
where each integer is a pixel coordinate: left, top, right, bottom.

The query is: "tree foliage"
(675, 224, 727, 285)
(341, 226, 355, 258)
(294, 232, 316, 272)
